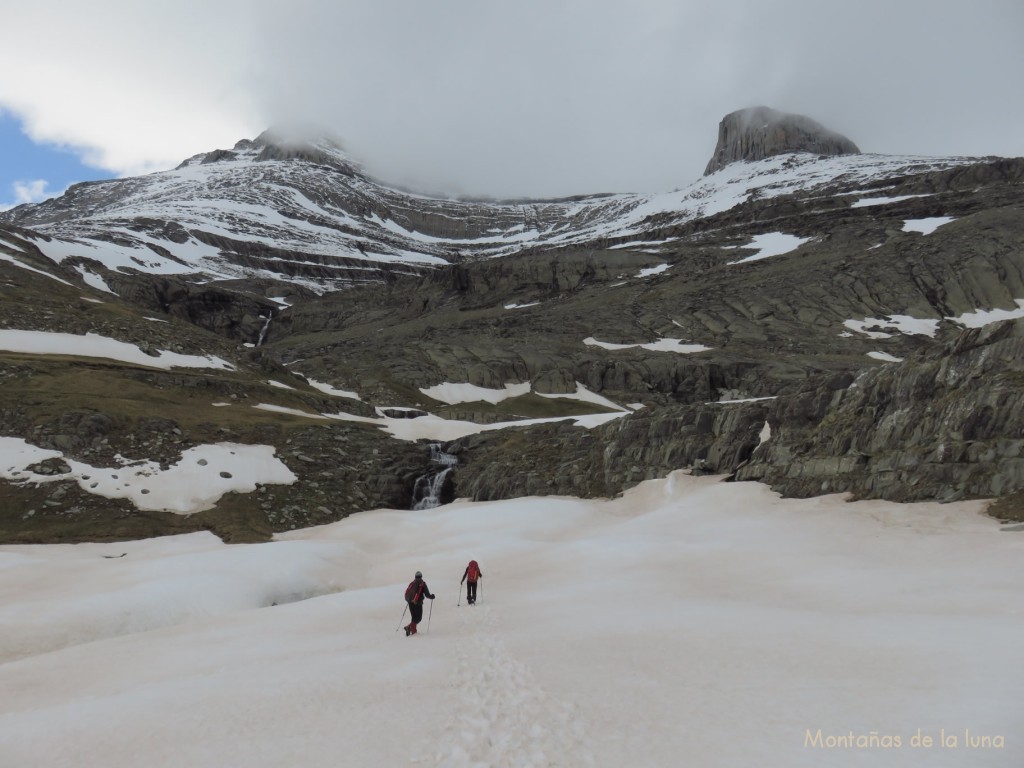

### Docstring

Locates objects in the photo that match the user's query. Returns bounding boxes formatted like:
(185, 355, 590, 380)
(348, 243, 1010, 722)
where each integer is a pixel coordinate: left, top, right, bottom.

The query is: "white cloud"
(12, 179, 51, 204)
(0, 1, 1022, 197)
(2, 179, 72, 211)
(1, 179, 55, 210)
(0, 0, 260, 177)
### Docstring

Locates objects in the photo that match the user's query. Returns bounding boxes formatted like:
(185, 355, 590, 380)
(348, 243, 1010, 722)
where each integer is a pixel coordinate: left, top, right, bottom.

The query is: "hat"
(415, 571, 422, 578)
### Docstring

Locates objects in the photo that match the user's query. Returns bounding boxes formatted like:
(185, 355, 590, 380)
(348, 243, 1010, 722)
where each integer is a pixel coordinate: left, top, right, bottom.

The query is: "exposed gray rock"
(704, 106, 860, 175)
(28, 458, 72, 476)
(736, 318, 1024, 501)
(450, 401, 770, 500)
(201, 149, 238, 165)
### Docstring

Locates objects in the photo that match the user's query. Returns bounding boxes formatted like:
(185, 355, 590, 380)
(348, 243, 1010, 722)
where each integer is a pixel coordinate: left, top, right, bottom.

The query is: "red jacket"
(405, 577, 433, 604)
(461, 561, 482, 584)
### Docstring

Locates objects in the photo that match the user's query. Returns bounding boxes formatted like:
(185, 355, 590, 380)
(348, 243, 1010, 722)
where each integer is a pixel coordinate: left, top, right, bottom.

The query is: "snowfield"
(0, 472, 1020, 767)
(0, 329, 234, 371)
(0, 438, 296, 514)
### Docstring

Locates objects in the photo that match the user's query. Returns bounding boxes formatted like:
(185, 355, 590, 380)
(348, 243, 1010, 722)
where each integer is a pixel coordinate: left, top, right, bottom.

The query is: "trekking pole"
(479, 579, 483, 605)
(457, 581, 462, 607)
(427, 598, 433, 633)
(395, 603, 408, 633)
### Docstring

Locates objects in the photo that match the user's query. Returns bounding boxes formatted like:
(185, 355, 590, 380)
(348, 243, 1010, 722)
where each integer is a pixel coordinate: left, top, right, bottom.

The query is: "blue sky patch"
(0, 111, 115, 210)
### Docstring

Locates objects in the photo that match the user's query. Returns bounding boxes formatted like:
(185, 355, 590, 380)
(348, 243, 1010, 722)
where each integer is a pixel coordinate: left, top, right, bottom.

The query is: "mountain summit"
(704, 106, 860, 175)
(176, 128, 361, 176)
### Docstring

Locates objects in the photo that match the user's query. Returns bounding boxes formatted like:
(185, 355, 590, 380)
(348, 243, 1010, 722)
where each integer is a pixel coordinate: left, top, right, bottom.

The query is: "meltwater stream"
(411, 443, 457, 510)
(256, 311, 273, 346)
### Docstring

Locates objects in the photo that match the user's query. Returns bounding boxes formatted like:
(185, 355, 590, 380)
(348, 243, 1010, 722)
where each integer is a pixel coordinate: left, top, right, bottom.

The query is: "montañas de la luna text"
(805, 729, 1005, 750)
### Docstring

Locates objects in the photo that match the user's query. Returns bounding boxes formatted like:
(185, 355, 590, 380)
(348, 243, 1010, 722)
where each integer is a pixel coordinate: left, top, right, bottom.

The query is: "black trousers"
(466, 581, 477, 603)
(409, 601, 423, 624)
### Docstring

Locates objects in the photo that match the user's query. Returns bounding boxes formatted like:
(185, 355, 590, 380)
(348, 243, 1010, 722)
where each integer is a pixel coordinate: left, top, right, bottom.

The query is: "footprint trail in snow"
(428, 605, 595, 768)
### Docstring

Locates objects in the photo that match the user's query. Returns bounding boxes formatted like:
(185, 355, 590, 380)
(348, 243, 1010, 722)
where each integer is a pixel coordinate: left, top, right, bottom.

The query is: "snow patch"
(844, 315, 939, 338)
(73, 266, 115, 294)
(868, 351, 903, 363)
(253, 401, 627, 441)
(0, 330, 234, 371)
(306, 379, 361, 400)
(536, 382, 627, 412)
(902, 217, 955, 235)
(0, 438, 295, 514)
(947, 299, 1024, 328)
(727, 233, 811, 264)
(636, 263, 671, 278)
(0, 252, 76, 286)
(420, 381, 531, 405)
(851, 194, 932, 208)
(609, 238, 676, 250)
(584, 336, 712, 354)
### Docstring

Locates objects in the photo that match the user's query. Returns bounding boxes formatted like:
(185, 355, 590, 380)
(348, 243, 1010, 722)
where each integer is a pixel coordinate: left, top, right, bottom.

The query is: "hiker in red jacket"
(404, 571, 434, 636)
(461, 559, 482, 605)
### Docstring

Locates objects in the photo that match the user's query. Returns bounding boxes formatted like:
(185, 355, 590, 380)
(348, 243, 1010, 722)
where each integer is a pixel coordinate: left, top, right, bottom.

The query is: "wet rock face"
(704, 106, 860, 175)
(445, 318, 1024, 507)
(449, 401, 770, 501)
(736, 318, 1024, 501)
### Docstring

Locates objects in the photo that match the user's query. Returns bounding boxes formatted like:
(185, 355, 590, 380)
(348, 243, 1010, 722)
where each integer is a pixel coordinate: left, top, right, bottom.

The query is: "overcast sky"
(1, 0, 1023, 201)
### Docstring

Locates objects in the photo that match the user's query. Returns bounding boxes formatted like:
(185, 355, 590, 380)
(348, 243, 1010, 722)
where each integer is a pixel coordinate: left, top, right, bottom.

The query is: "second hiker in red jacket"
(461, 560, 482, 605)
(404, 571, 434, 636)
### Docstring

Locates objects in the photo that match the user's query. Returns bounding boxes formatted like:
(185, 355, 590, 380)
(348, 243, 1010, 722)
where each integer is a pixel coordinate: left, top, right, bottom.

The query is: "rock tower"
(704, 106, 860, 175)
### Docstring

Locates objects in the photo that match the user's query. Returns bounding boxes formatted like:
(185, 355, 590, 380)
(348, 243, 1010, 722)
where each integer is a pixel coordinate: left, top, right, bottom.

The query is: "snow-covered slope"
(0, 132, 977, 293)
(1, 472, 1019, 767)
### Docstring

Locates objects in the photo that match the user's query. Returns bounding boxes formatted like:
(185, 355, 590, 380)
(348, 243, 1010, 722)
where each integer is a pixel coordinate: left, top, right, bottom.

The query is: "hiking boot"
(404, 624, 412, 636)
(410, 623, 417, 635)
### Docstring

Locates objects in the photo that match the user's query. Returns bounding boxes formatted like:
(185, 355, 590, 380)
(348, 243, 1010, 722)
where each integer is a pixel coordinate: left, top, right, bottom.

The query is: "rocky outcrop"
(448, 317, 1024, 506)
(250, 131, 361, 177)
(103, 274, 281, 344)
(704, 106, 860, 175)
(736, 318, 1024, 501)
(450, 401, 770, 500)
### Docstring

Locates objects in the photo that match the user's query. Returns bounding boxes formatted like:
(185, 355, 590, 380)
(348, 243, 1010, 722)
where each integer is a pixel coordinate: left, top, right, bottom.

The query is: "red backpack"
(467, 560, 480, 581)
(405, 579, 425, 604)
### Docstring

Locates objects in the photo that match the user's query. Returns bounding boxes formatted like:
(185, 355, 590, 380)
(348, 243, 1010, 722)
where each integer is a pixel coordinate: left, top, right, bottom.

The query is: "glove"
(429, 594, 435, 600)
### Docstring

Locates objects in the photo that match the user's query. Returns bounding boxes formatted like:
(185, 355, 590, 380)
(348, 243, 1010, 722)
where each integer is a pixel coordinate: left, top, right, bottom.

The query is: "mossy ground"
(986, 491, 1024, 523)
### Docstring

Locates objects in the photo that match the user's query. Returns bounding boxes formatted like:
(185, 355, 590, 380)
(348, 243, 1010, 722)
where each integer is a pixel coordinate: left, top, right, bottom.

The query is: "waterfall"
(256, 312, 273, 346)
(411, 443, 457, 510)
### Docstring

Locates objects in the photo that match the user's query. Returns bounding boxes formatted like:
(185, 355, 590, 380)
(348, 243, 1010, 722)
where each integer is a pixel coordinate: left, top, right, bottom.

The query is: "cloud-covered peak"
(176, 127, 360, 175)
(252, 124, 347, 153)
(704, 106, 861, 175)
